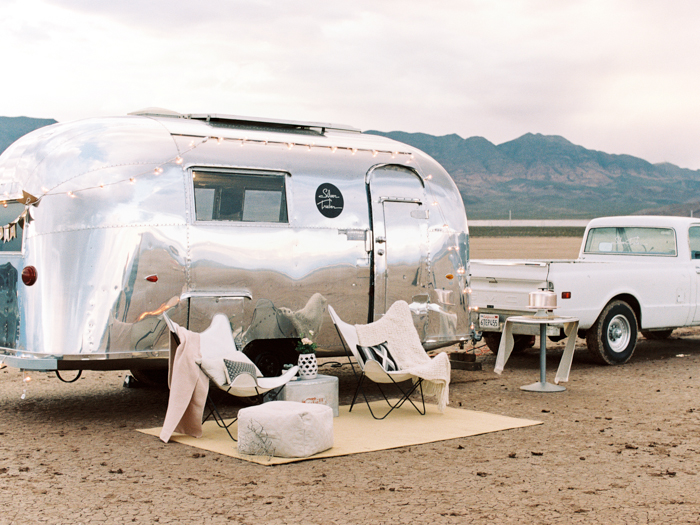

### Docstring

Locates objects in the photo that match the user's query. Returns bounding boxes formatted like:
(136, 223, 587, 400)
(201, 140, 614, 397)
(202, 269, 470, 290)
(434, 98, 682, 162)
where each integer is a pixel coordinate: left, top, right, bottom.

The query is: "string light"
(23, 135, 414, 204)
(21, 371, 31, 400)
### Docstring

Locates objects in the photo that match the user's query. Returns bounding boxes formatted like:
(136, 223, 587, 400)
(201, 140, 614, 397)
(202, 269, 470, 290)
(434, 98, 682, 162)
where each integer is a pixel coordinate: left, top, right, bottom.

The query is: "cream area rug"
(138, 402, 541, 466)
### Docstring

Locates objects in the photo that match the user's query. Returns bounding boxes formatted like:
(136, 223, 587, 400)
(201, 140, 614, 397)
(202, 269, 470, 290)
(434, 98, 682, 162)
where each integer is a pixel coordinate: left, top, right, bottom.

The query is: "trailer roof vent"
(185, 113, 360, 136)
(128, 107, 183, 118)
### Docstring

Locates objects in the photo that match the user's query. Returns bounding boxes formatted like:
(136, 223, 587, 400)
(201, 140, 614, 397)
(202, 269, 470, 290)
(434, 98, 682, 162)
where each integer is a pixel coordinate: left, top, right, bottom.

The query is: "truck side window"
(689, 227, 700, 259)
(192, 169, 288, 223)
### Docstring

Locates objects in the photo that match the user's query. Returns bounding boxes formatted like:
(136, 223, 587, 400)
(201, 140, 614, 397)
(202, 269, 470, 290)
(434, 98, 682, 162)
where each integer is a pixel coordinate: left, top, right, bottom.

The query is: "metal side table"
(494, 315, 579, 392)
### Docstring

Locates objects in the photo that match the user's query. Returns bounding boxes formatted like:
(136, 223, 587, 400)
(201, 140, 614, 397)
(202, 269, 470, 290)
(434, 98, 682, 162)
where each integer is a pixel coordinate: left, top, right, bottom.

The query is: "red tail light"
(22, 266, 37, 286)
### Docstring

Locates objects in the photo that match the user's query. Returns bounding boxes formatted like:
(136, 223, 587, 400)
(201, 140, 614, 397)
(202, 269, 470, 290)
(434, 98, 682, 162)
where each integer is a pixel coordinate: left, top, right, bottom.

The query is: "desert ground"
(2, 236, 700, 524)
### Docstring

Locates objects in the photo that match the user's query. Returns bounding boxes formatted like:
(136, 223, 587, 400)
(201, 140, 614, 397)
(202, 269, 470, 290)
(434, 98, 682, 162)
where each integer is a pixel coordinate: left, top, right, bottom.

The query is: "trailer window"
(584, 227, 676, 255)
(0, 203, 24, 252)
(192, 170, 288, 223)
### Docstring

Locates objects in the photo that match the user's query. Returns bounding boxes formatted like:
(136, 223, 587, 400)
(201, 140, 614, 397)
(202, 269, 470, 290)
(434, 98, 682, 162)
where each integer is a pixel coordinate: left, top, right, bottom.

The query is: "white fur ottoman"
(237, 401, 334, 458)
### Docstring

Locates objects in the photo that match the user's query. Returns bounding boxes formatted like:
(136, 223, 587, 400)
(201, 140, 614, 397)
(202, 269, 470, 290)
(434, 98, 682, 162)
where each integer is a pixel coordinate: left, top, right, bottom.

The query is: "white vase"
(297, 353, 318, 380)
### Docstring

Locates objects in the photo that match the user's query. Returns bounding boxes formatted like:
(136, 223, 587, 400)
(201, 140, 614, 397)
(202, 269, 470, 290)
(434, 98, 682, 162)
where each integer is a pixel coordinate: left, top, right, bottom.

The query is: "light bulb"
(331, 146, 337, 153)
(154, 167, 163, 175)
(217, 137, 224, 144)
(175, 156, 183, 164)
(287, 143, 294, 150)
(372, 150, 378, 157)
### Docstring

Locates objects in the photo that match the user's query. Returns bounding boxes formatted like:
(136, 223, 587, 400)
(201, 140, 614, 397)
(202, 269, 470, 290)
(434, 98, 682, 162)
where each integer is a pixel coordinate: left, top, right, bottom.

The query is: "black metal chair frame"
(331, 317, 427, 420)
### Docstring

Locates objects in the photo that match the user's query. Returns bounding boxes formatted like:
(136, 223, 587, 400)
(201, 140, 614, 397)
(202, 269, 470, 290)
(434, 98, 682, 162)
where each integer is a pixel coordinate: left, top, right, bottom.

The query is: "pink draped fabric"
(160, 325, 210, 442)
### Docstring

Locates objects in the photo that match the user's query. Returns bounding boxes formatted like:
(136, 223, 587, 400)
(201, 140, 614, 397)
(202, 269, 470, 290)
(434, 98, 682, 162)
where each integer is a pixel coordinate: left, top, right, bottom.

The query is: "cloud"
(3, 0, 700, 168)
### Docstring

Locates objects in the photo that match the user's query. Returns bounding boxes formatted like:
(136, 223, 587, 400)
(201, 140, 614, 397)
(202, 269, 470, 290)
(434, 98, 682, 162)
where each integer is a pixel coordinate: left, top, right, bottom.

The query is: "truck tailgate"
(470, 259, 551, 310)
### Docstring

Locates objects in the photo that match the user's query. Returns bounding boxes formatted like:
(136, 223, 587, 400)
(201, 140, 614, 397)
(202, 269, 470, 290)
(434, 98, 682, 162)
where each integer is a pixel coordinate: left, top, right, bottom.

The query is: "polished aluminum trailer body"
(0, 112, 470, 373)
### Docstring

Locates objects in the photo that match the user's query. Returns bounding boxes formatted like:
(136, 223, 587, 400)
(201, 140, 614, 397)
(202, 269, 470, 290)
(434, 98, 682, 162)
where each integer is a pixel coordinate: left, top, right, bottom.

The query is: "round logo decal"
(315, 183, 344, 218)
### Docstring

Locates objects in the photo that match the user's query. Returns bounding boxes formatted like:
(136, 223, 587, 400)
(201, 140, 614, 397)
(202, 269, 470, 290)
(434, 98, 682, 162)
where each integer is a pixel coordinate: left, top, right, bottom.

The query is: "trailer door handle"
(376, 236, 386, 244)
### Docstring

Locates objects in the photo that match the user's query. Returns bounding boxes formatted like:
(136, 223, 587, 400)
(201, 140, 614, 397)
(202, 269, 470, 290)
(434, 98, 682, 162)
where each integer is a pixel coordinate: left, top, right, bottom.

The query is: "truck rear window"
(192, 169, 288, 223)
(584, 227, 676, 255)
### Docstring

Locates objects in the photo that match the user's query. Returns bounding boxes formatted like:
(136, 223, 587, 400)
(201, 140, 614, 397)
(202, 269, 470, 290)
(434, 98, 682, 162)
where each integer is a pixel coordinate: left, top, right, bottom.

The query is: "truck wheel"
(641, 329, 673, 340)
(482, 332, 535, 355)
(586, 300, 638, 365)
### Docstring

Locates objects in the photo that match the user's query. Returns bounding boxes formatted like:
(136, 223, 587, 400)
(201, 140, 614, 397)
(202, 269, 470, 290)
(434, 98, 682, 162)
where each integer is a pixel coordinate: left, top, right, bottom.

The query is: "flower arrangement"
(295, 331, 317, 354)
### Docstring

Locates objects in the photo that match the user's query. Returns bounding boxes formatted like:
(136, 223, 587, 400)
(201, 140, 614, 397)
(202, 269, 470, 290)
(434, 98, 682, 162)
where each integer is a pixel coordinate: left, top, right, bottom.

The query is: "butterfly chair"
(329, 304, 431, 420)
(162, 311, 299, 441)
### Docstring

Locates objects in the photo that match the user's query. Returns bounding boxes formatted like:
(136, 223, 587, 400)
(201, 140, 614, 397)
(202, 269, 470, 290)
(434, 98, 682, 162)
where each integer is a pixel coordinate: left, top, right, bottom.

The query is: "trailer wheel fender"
(586, 300, 638, 365)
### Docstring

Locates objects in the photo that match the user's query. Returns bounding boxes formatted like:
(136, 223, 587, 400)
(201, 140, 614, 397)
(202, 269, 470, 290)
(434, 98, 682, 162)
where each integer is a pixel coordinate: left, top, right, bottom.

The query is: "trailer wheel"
(130, 368, 169, 387)
(243, 338, 300, 377)
(586, 300, 638, 365)
(482, 332, 536, 355)
(641, 329, 673, 340)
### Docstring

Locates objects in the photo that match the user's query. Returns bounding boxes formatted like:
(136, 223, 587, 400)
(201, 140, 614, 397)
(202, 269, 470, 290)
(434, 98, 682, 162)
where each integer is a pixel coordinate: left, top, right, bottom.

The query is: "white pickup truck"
(470, 216, 700, 365)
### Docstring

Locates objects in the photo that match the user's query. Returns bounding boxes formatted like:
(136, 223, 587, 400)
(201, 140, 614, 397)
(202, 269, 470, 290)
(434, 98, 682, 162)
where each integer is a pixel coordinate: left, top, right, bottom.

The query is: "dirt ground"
(2, 237, 700, 524)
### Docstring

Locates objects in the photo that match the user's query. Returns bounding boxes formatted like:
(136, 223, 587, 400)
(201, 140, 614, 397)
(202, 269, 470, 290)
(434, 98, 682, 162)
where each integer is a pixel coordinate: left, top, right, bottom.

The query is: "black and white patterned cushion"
(223, 358, 258, 385)
(356, 341, 398, 372)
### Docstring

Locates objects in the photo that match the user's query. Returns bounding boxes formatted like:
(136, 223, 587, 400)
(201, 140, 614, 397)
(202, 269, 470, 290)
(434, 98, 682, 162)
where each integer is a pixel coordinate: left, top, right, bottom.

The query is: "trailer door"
(368, 165, 429, 320)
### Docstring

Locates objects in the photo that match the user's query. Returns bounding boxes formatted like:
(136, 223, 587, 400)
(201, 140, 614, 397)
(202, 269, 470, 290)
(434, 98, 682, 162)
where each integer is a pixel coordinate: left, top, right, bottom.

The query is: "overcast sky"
(3, 0, 700, 168)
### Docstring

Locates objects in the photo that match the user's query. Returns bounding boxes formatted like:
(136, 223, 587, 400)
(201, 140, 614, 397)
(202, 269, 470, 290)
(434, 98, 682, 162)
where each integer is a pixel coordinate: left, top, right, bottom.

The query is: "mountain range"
(0, 116, 57, 154)
(367, 131, 700, 219)
(1, 117, 697, 219)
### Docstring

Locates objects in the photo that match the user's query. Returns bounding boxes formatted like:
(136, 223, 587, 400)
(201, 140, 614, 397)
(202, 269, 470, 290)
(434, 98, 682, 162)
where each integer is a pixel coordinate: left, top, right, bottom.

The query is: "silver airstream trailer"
(0, 110, 470, 380)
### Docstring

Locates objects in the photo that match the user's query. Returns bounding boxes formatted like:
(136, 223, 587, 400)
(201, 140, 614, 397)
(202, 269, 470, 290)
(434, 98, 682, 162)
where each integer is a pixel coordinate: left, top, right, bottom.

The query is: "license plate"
(479, 314, 500, 329)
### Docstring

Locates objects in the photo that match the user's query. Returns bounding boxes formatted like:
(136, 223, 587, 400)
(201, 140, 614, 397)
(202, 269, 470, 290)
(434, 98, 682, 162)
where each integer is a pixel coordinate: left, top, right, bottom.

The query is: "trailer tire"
(130, 368, 169, 387)
(586, 300, 638, 365)
(641, 329, 673, 340)
(244, 338, 300, 377)
(482, 332, 536, 355)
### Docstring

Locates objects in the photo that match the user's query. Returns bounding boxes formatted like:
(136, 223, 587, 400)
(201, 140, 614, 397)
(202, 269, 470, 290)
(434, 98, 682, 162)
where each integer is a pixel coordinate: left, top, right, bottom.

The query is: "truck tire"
(586, 300, 638, 365)
(482, 332, 536, 355)
(641, 329, 673, 340)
